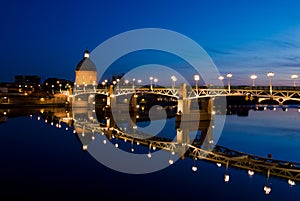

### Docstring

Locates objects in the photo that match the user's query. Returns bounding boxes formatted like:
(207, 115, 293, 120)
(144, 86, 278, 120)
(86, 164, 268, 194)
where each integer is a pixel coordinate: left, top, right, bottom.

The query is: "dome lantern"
(84, 50, 90, 58)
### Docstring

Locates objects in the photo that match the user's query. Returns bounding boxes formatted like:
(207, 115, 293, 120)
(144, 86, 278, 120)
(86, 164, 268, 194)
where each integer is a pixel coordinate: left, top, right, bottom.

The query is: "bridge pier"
(128, 94, 138, 131)
(106, 85, 115, 107)
(177, 83, 191, 114)
(175, 83, 214, 157)
(176, 127, 190, 159)
(176, 83, 213, 124)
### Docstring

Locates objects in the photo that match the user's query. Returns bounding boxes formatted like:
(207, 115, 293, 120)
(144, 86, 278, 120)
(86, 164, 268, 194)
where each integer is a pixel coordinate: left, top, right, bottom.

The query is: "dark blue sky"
(1, 0, 300, 85)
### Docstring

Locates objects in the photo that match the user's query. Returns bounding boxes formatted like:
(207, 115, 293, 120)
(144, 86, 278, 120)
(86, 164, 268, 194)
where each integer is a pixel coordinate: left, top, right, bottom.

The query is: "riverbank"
(0, 93, 68, 108)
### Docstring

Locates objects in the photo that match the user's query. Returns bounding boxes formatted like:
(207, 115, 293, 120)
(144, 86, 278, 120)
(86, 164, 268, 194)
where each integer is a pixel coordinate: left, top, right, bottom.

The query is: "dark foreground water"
(1, 106, 300, 201)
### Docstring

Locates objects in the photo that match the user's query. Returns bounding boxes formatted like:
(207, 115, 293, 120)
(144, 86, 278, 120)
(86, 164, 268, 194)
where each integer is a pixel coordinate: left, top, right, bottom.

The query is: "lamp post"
(59, 84, 62, 93)
(73, 82, 76, 93)
(267, 72, 275, 95)
(218, 75, 224, 81)
(92, 81, 96, 91)
(226, 73, 232, 93)
(194, 74, 200, 91)
(125, 79, 129, 88)
(154, 78, 158, 87)
(83, 82, 86, 91)
(137, 79, 142, 86)
(250, 74, 257, 87)
(291, 74, 298, 87)
(171, 75, 177, 90)
(116, 78, 120, 90)
(149, 77, 153, 90)
(132, 78, 135, 90)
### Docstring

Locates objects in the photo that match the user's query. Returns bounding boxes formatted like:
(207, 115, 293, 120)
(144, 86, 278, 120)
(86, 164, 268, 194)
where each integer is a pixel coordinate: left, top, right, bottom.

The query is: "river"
(0, 105, 299, 200)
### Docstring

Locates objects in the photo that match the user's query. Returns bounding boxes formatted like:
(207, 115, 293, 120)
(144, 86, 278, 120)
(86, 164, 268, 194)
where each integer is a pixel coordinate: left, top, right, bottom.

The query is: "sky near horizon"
(1, 0, 300, 86)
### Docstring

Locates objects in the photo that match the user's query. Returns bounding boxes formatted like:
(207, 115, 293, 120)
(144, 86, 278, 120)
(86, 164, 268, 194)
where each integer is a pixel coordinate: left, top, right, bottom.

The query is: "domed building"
(75, 50, 97, 87)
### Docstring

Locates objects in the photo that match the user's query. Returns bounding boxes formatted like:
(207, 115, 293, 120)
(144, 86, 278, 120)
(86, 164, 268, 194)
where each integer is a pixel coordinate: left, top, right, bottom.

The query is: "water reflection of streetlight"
(291, 74, 298, 87)
(131, 140, 134, 152)
(224, 174, 230, 183)
(264, 185, 271, 195)
(248, 170, 255, 177)
(250, 74, 257, 87)
(264, 169, 271, 195)
(224, 161, 230, 183)
(288, 179, 296, 187)
(148, 144, 152, 158)
(267, 72, 275, 95)
(192, 157, 198, 172)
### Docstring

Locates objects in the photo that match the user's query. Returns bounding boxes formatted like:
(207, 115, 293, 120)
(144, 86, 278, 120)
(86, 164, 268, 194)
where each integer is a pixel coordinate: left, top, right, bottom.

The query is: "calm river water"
(1, 105, 300, 200)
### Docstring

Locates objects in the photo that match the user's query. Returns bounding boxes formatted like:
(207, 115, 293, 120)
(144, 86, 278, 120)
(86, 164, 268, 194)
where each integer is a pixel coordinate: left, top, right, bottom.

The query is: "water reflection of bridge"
(1, 104, 300, 185)
(69, 98, 300, 186)
(73, 118, 300, 184)
(1, 102, 298, 186)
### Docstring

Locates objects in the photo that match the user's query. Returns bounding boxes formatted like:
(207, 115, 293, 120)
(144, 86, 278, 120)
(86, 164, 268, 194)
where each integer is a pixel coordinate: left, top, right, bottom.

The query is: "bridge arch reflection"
(15, 104, 300, 193)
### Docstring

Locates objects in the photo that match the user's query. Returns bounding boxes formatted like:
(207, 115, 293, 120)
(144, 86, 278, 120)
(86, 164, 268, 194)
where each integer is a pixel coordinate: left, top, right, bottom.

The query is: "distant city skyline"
(1, 0, 300, 86)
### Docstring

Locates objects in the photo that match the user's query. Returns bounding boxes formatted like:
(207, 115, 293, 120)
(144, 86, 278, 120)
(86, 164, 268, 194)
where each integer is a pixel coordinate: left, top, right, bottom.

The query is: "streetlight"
(218, 75, 224, 84)
(194, 74, 200, 91)
(171, 75, 177, 89)
(267, 72, 275, 95)
(132, 78, 135, 90)
(218, 76, 224, 80)
(59, 84, 62, 93)
(226, 73, 232, 93)
(291, 74, 298, 87)
(116, 78, 120, 90)
(104, 79, 108, 89)
(149, 77, 153, 90)
(154, 78, 158, 87)
(137, 79, 142, 86)
(125, 79, 129, 87)
(250, 74, 257, 87)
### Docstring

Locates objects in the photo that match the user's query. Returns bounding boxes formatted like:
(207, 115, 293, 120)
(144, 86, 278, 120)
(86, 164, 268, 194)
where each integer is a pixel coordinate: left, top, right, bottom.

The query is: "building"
(75, 50, 97, 87)
(43, 78, 73, 94)
(15, 75, 41, 87)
